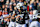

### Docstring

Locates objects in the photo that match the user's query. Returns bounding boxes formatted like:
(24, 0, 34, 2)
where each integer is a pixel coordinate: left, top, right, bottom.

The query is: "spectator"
(37, 3, 40, 13)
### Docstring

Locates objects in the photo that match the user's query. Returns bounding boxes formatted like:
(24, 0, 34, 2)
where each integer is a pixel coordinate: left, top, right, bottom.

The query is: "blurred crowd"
(0, 0, 40, 27)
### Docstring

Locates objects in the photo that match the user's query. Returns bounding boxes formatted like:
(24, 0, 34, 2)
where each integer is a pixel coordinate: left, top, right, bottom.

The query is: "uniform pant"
(8, 22, 16, 27)
(16, 23, 26, 27)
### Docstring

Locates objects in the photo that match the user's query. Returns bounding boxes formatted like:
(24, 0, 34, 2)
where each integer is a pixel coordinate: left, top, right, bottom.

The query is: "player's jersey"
(16, 12, 29, 24)
(29, 21, 38, 27)
(11, 18, 16, 22)
(29, 14, 38, 20)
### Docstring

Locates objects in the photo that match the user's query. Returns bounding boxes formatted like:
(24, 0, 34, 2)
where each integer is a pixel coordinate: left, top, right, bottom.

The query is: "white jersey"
(29, 21, 38, 27)
(29, 14, 33, 20)
(29, 14, 38, 20)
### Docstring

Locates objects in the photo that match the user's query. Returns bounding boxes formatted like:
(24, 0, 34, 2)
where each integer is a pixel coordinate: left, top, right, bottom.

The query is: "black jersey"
(11, 18, 16, 22)
(16, 12, 29, 24)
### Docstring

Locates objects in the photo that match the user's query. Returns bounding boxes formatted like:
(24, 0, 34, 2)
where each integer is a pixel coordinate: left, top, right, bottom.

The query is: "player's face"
(0, 11, 2, 16)
(30, 11, 33, 15)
